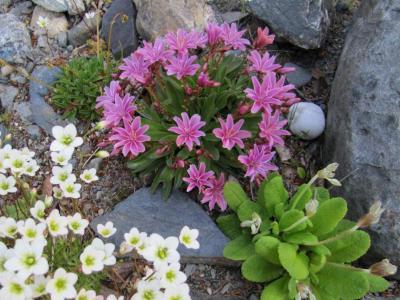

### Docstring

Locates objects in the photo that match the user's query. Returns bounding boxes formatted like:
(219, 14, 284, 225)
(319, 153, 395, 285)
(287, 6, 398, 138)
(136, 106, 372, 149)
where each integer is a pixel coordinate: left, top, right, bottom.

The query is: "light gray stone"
(0, 0, 12, 10)
(101, 0, 138, 58)
(31, 0, 86, 15)
(10, 1, 33, 17)
(248, 0, 333, 49)
(324, 0, 400, 275)
(30, 5, 68, 38)
(221, 11, 248, 24)
(26, 125, 42, 139)
(67, 13, 96, 46)
(91, 188, 229, 258)
(0, 14, 32, 64)
(0, 84, 18, 112)
(133, 0, 216, 41)
(284, 63, 312, 87)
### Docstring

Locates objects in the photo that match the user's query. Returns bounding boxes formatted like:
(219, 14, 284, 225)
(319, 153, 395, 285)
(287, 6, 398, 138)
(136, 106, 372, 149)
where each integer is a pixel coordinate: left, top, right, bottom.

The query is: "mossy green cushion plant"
(218, 164, 397, 300)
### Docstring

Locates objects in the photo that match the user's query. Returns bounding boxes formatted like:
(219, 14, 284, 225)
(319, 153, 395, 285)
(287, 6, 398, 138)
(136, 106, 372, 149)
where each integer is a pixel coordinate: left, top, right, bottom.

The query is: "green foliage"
(218, 175, 390, 300)
(52, 56, 116, 121)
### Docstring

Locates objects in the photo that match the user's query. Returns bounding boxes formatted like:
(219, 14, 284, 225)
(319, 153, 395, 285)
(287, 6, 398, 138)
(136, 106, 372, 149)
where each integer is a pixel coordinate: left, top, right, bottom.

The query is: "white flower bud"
(95, 150, 110, 158)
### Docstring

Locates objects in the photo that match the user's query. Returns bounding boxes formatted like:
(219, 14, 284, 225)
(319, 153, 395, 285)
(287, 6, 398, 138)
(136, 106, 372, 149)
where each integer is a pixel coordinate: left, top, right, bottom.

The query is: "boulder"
(0, 84, 18, 112)
(133, 0, 216, 41)
(0, 0, 12, 10)
(67, 13, 97, 46)
(31, 0, 87, 15)
(91, 188, 229, 260)
(248, 0, 333, 49)
(101, 0, 138, 58)
(30, 5, 68, 38)
(324, 0, 400, 273)
(0, 14, 32, 64)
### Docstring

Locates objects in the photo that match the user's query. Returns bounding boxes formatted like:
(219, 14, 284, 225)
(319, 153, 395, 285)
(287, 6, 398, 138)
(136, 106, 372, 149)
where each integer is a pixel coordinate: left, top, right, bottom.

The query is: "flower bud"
(240, 212, 262, 235)
(53, 187, 63, 199)
(119, 241, 132, 255)
(4, 133, 12, 142)
(44, 196, 53, 208)
(95, 121, 107, 130)
(357, 201, 384, 228)
(369, 259, 397, 276)
(95, 150, 110, 158)
(238, 103, 251, 115)
(305, 199, 319, 216)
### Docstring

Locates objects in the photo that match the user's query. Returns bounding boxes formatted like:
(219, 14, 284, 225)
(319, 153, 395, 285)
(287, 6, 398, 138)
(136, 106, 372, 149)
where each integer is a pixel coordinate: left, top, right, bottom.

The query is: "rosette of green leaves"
(218, 174, 390, 300)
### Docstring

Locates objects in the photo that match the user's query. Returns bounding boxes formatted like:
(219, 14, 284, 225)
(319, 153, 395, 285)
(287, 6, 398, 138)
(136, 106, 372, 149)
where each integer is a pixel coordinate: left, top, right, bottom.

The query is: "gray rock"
(324, 0, 400, 275)
(0, 84, 18, 112)
(10, 1, 33, 17)
(248, 0, 333, 49)
(57, 32, 68, 47)
(284, 63, 312, 87)
(0, 123, 8, 140)
(0, 0, 11, 10)
(67, 13, 96, 46)
(101, 0, 138, 58)
(0, 14, 32, 64)
(91, 188, 229, 258)
(221, 11, 248, 24)
(26, 125, 42, 139)
(133, 0, 216, 41)
(87, 157, 103, 172)
(31, 0, 87, 15)
(9, 74, 26, 84)
(31, 5, 68, 38)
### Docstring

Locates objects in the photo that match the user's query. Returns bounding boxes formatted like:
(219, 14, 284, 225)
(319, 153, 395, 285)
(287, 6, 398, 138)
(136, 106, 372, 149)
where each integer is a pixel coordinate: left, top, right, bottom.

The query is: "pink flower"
(201, 173, 227, 211)
(197, 71, 220, 87)
(109, 117, 150, 157)
(189, 30, 208, 48)
(119, 53, 151, 85)
(103, 94, 137, 126)
(212, 114, 251, 150)
(205, 23, 222, 46)
(253, 27, 275, 49)
(238, 145, 277, 182)
(168, 112, 205, 151)
(183, 162, 214, 192)
(96, 80, 121, 109)
(165, 54, 200, 80)
(136, 38, 173, 65)
(259, 111, 290, 148)
(245, 73, 294, 113)
(220, 22, 250, 51)
(247, 50, 281, 74)
(165, 29, 198, 55)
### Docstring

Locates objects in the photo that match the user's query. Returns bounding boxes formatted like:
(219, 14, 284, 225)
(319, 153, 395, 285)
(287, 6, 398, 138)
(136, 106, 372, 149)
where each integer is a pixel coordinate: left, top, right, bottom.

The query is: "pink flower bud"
(253, 27, 275, 49)
(238, 103, 251, 115)
(184, 86, 193, 95)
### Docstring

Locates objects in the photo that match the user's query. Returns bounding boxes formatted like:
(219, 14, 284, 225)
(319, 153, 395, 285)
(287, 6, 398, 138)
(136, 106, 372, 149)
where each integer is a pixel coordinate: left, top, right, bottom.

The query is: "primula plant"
(218, 163, 397, 300)
(96, 23, 300, 207)
(0, 124, 200, 299)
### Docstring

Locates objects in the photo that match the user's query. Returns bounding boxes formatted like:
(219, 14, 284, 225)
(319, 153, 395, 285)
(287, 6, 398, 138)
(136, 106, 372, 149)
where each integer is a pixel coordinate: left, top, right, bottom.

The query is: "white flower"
(30, 201, 46, 222)
(158, 263, 186, 288)
(37, 16, 49, 29)
(85, 11, 96, 19)
(67, 213, 88, 235)
(17, 218, 46, 242)
(20, 147, 35, 159)
(90, 238, 116, 266)
(80, 168, 99, 183)
(131, 280, 163, 300)
(164, 283, 191, 300)
(0, 217, 18, 238)
(0, 174, 17, 195)
(50, 164, 76, 185)
(142, 234, 180, 268)
(0, 272, 32, 300)
(76, 288, 97, 300)
(97, 221, 116, 238)
(46, 209, 68, 237)
(80, 246, 105, 275)
(0, 146, 11, 173)
(0, 242, 14, 280)
(31, 275, 49, 298)
(59, 182, 81, 199)
(23, 159, 39, 176)
(240, 212, 262, 235)
(124, 228, 147, 250)
(8, 150, 27, 175)
(106, 295, 124, 300)
(53, 187, 64, 199)
(51, 148, 74, 166)
(179, 226, 200, 249)
(5, 239, 49, 279)
(46, 268, 77, 300)
(50, 124, 83, 152)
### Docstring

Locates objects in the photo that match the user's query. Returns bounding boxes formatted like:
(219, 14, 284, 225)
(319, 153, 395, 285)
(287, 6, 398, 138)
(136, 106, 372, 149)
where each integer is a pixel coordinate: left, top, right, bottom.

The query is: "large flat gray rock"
(324, 0, 400, 276)
(91, 188, 229, 259)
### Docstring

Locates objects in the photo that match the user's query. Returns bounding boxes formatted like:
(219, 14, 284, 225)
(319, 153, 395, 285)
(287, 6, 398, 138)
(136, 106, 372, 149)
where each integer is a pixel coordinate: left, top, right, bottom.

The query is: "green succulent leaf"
(263, 176, 289, 214)
(279, 210, 307, 233)
(255, 236, 280, 265)
(309, 253, 327, 273)
(237, 200, 262, 222)
(314, 187, 330, 203)
(364, 273, 390, 293)
(260, 276, 290, 300)
(241, 255, 283, 283)
(283, 231, 318, 245)
(216, 214, 242, 239)
(223, 234, 255, 261)
(289, 184, 313, 210)
(223, 181, 249, 212)
(278, 243, 309, 280)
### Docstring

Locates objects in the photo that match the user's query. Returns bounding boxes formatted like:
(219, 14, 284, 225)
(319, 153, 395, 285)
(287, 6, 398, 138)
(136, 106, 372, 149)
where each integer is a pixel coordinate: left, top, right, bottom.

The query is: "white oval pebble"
(288, 102, 325, 140)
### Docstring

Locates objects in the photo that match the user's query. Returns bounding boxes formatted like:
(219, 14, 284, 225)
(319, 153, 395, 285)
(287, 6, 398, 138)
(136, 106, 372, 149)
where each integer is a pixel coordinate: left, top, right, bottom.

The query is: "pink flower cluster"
(97, 22, 299, 210)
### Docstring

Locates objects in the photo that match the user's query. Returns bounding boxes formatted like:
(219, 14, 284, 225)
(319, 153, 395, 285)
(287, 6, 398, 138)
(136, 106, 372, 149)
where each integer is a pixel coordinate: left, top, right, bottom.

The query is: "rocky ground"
(0, 0, 399, 299)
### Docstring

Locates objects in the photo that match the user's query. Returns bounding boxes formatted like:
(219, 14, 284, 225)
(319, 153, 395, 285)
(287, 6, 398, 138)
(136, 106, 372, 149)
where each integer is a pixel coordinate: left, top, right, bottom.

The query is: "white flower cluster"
(50, 124, 98, 199)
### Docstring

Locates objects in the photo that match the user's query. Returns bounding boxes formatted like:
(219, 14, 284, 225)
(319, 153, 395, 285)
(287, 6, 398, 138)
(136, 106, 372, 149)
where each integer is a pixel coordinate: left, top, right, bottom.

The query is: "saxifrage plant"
(96, 23, 300, 206)
(218, 163, 397, 300)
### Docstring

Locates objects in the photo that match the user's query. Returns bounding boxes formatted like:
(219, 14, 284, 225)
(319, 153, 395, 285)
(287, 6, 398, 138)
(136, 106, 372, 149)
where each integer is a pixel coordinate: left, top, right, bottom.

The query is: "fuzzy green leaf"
(260, 276, 290, 300)
(314, 187, 330, 203)
(263, 176, 289, 214)
(255, 236, 280, 265)
(309, 253, 327, 273)
(326, 230, 370, 263)
(364, 273, 390, 293)
(223, 234, 255, 261)
(278, 243, 309, 280)
(223, 181, 250, 212)
(216, 214, 242, 239)
(289, 184, 313, 210)
(241, 255, 283, 283)
(237, 201, 262, 222)
(283, 231, 318, 245)
(318, 263, 370, 299)
(279, 210, 307, 233)
(310, 197, 348, 236)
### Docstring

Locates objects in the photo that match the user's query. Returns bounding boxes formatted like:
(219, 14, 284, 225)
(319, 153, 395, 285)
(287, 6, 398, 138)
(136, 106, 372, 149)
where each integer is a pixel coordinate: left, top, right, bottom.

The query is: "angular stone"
(0, 84, 18, 112)
(31, 0, 68, 13)
(91, 188, 229, 259)
(31, 5, 68, 38)
(248, 0, 333, 49)
(67, 13, 96, 46)
(0, 0, 11, 10)
(133, 0, 216, 41)
(324, 0, 400, 275)
(284, 63, 312, 88)
(0, 14, 32, 64)
(101, 0, 138, 58)
(10, 1, 34, 17)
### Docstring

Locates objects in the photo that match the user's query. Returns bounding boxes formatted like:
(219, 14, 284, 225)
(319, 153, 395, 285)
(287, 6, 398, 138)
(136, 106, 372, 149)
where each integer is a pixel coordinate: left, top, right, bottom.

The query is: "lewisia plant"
(97, 22, 300, 209)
